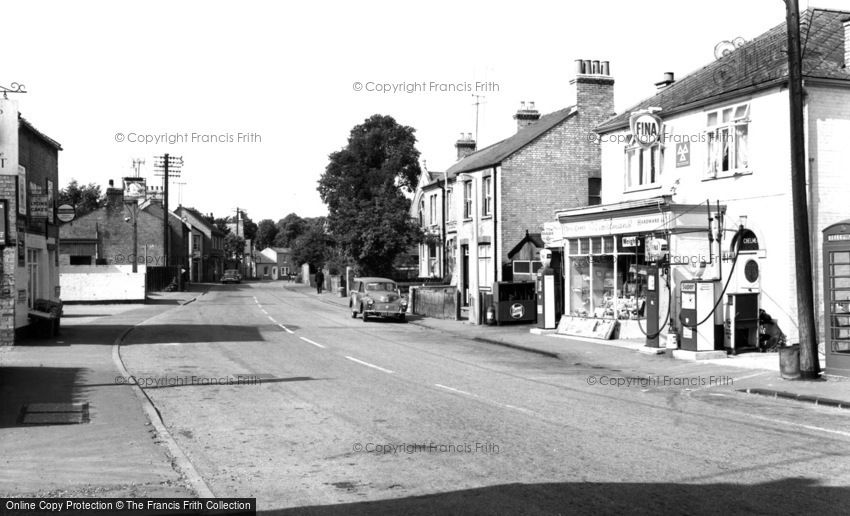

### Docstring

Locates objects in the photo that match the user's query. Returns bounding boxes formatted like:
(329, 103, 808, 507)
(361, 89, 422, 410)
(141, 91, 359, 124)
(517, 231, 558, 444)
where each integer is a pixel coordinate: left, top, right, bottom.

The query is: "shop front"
(554, 198, 707, 340)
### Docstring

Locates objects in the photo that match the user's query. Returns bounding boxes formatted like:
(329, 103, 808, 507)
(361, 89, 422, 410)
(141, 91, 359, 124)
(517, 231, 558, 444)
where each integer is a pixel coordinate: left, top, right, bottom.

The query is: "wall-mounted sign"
(46, 179, 54, 223)
(675, 142, 690, 167)
(561, 213, 668, 238)
(629, 109, 663, 148)
(0, 100, 19, 177)
(57, 204, 76, 223)
(17, 166, 25, 215)
(733, 229, 760, 251)
(123, 177, 147, 202)
(0, 200, 6, 244)
(541, 221, 564, 247)
(29, 194, 49, 219)
(621, 236, 638, 247)
(510, 303, 525, 319)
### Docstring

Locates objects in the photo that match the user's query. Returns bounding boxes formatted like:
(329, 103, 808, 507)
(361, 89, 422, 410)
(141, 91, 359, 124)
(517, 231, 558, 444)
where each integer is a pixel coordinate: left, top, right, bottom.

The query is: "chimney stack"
(106, 179, 123, 210)
(570, 58, 614, 116)
(513, 100, 541, 131)
(844, 18, 850, 70)
(654, 72, 675, 89)
(455, 132, 477, 161)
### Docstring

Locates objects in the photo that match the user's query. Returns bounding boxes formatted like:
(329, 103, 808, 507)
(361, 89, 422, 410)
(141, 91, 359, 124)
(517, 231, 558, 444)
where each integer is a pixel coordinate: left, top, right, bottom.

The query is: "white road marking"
(267, 315, 276, 322)
(278, 323, 295, 334)
(746, 414, 850, 439)
(435, 383, 539, 416)
(261, 309, 268, 314)
(300, 337, 327, 349)
(345, 355, 393, 373)
(435, 383, 473, 396)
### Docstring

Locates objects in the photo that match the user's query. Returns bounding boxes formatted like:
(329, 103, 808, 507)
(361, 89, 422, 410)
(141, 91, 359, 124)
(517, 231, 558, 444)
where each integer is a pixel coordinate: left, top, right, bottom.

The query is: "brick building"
(413, 62, 614, 323)
(59, 181, 189, 270)
(0, 99, 63, 344)
(551, 9, 850, 372)
(174, 206, 226, 282)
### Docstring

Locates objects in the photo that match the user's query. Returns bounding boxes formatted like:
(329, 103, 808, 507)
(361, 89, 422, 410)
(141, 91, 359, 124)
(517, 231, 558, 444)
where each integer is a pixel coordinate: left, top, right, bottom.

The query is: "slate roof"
(252, 250, 276, 264)
(446, 106, 576, 177)
(597, 8, 850, 132)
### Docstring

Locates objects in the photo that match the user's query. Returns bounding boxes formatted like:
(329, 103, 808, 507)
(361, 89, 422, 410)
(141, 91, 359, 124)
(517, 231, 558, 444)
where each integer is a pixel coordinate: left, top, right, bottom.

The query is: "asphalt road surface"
(119, 282, 850, 515)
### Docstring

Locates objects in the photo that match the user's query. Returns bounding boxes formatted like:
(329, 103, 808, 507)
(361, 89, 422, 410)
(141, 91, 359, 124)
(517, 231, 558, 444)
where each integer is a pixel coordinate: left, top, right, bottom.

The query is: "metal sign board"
(29, 194, 49, 218)
(57, 204, 76, 223)
(675, 142, 690, 167)
(123, 177, 147, 202)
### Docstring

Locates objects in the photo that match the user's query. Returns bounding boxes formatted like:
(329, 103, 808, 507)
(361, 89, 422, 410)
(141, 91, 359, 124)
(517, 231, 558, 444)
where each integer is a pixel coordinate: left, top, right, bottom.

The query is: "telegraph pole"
(785, 0, 820, 379)
(154, 154, 183, 269)
(471, 94, 486, 143)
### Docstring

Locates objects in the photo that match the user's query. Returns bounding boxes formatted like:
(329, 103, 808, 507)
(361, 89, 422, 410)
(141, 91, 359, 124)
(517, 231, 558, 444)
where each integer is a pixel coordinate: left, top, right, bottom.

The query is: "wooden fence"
(146, 266, 182, 292)
(411, 285, 459, 320)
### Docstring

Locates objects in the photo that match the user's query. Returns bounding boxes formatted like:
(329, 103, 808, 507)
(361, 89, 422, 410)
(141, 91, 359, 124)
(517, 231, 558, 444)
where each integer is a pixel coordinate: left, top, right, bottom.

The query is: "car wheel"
(351, 309, 357, 318)
(361, 305, 369, 322)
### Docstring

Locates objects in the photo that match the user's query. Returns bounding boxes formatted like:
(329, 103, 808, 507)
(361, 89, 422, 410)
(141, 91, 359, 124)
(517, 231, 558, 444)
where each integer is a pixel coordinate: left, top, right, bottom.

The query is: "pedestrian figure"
(315, 269, 324, 294)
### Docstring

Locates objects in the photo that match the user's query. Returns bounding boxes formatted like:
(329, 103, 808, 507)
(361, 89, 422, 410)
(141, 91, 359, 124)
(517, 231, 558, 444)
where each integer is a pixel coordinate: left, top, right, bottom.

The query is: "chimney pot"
(528, 101, 535, 110)
(592, 60, 600, 74)
(583, 60, 591, 74)
(601, 61, 610, 76)
(575, 59, 584, 74)
(109, 179, 114, 187)
(455, 133, 477, 161)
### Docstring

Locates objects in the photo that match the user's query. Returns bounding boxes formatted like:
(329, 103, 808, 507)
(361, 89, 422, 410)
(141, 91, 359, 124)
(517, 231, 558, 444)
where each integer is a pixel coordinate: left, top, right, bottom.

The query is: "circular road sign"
(57, 204, 76, 223)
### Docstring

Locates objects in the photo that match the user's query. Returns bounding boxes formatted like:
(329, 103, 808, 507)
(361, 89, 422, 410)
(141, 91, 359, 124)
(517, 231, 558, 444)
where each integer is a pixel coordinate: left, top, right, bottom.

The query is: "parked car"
(349, 277, 408, 322)
(221, 269, 241, 284)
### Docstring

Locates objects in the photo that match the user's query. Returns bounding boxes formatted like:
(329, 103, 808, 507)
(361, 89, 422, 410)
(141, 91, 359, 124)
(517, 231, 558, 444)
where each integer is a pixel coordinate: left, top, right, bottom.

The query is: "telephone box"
(823, 220, 850, 378)
(679, 280, 722, 351)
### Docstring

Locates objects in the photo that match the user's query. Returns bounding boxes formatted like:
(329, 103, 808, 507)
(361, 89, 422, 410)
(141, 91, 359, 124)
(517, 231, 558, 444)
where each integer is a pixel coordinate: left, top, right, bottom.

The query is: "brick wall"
(0, 175, 17, 345)
(497, 75, 614, 268)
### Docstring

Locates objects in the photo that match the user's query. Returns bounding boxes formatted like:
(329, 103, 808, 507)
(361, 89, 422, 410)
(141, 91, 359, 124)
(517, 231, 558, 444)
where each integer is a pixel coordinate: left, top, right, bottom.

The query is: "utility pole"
(785, 0, 820, 379)
(154, 154, 182, 269)
(471, 94, 486, 143)
(132, 158, 145, 178)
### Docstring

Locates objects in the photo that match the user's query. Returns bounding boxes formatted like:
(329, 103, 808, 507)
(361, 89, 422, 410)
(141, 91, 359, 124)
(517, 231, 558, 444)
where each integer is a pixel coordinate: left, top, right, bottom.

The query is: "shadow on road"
(0, 366, 87, 429)
(261, 478, 850, 515)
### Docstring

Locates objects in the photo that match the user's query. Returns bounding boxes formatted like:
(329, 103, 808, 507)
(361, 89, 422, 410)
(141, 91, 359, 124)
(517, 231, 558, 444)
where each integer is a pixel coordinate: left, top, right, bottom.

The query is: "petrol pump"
(536, 249, 558, 329)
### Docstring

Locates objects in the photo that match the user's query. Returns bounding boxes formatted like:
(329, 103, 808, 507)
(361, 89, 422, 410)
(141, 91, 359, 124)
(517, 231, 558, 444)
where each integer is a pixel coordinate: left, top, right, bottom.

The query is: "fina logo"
(510, 303, 525, 319)
(629, 109, 663, 148)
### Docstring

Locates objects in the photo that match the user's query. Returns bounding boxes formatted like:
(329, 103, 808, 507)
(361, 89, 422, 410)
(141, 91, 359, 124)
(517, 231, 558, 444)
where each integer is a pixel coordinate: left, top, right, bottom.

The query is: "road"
(119, 282, 850, 514)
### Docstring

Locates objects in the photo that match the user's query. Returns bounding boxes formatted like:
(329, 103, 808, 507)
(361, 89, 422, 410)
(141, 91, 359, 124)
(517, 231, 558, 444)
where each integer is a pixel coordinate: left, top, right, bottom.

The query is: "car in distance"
(349, 277, 408, 322)
(221, 269, 241, 284)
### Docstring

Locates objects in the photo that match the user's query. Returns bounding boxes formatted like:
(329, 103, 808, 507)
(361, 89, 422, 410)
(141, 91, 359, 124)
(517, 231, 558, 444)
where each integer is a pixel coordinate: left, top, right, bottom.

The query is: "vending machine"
(679, 280, 722, 351)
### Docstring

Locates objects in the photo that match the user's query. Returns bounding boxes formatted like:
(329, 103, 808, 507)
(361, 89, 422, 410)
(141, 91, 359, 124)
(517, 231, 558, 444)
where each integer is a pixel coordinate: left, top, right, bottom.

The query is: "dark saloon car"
(221, 269, 241, 284)
(349, 277, 408, 322)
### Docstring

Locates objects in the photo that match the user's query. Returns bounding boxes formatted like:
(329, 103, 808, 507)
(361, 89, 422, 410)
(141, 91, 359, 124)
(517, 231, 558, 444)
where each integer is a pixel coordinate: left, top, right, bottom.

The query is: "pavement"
(0, 284, 207, 497)
(296, 282, 850, 410)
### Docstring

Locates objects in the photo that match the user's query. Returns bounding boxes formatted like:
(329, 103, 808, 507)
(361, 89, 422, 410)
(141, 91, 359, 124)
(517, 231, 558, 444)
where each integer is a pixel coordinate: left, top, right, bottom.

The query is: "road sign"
(676, 142, 690, 167)
(57, 204, 75, 223)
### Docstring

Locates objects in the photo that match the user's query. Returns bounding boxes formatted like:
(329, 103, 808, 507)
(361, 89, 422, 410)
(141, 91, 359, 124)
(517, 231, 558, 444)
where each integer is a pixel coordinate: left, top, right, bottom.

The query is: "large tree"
(273, 213, 305, 248)
(255, 219, 278, 250)
(58, 179, 105, 216)
(223, 233, 246, 261)
(318, 114, 422, 276)
(290, 217, 329, 271)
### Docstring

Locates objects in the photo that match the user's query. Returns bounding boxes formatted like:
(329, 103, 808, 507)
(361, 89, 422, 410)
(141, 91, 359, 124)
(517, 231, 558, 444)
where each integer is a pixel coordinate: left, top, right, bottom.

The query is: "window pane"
(734, 104, 749, 119)
(513, 261, 530, 274)
(531, 261, 543, 273)
(832, 277, 850, 289)
(720, 128, 730, 171)
(831, 264, 850, 276)
(735, 124, 749, 169)
(707, 112, 717, 126)
(831, 252, 850, 264)
(722, 108, 732, 123)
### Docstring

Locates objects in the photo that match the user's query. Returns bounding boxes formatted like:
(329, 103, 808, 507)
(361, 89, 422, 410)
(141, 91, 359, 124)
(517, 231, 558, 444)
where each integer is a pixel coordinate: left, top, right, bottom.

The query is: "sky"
(4, 0, 846, 222)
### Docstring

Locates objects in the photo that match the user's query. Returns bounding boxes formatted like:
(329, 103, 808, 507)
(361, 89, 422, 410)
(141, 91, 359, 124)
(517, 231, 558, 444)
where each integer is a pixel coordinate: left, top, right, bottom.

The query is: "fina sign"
(629, 109, 663, 148)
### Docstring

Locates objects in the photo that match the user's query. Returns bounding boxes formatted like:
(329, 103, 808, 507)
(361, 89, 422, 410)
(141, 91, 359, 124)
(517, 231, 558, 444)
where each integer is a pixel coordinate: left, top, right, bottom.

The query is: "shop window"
(482, 176, 492, 216)
(463, 181, 472, 219)
(706, 103, 750, 178)
(625, 144, 663, 189)
(588, 178, 602, 206)
(478, 244, 493, 289)
(69, 255, 92, 265)
(567, 241, 648, 321)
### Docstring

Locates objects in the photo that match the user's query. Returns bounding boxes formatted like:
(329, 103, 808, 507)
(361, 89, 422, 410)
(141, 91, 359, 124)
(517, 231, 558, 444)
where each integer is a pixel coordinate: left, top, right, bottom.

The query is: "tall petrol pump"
(536, 249, 559, 329)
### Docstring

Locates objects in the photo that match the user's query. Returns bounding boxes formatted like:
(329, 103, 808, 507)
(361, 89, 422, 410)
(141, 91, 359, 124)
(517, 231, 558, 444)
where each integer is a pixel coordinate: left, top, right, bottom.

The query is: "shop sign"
(29, 194, 49, 218)
(510, 303, 525, 319)
(675, 142, 690, 167)
(562, 213, 668, 238)
(0, 200, 6, 244)
(123, 177, 147, 202)
(47, 179, 54, 223)
(0, 100, 19, 176)
(827, 234, 850, 242)
(629, 109, 663, 148)
(541, 221, 564, 246)
(621, 236, 638, 247)
(735, 229, 759, 251)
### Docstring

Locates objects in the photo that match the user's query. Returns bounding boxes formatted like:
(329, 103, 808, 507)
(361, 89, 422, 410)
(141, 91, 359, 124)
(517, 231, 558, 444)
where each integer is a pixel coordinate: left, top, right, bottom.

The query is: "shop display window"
(566, 236, 649, 320)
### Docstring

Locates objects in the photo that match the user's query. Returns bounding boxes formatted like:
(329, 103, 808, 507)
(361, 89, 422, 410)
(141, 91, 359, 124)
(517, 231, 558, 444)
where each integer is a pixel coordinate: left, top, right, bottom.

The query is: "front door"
(461, 245, 469, 307)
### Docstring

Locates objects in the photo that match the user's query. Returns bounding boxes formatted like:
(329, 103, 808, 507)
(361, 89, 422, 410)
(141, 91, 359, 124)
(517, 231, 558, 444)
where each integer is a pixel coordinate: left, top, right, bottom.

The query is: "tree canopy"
(317, 114, 422, 276)
(58, 179, 105, 216)
(273, 213, 305, 248)
(256, 219, 278, 250)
